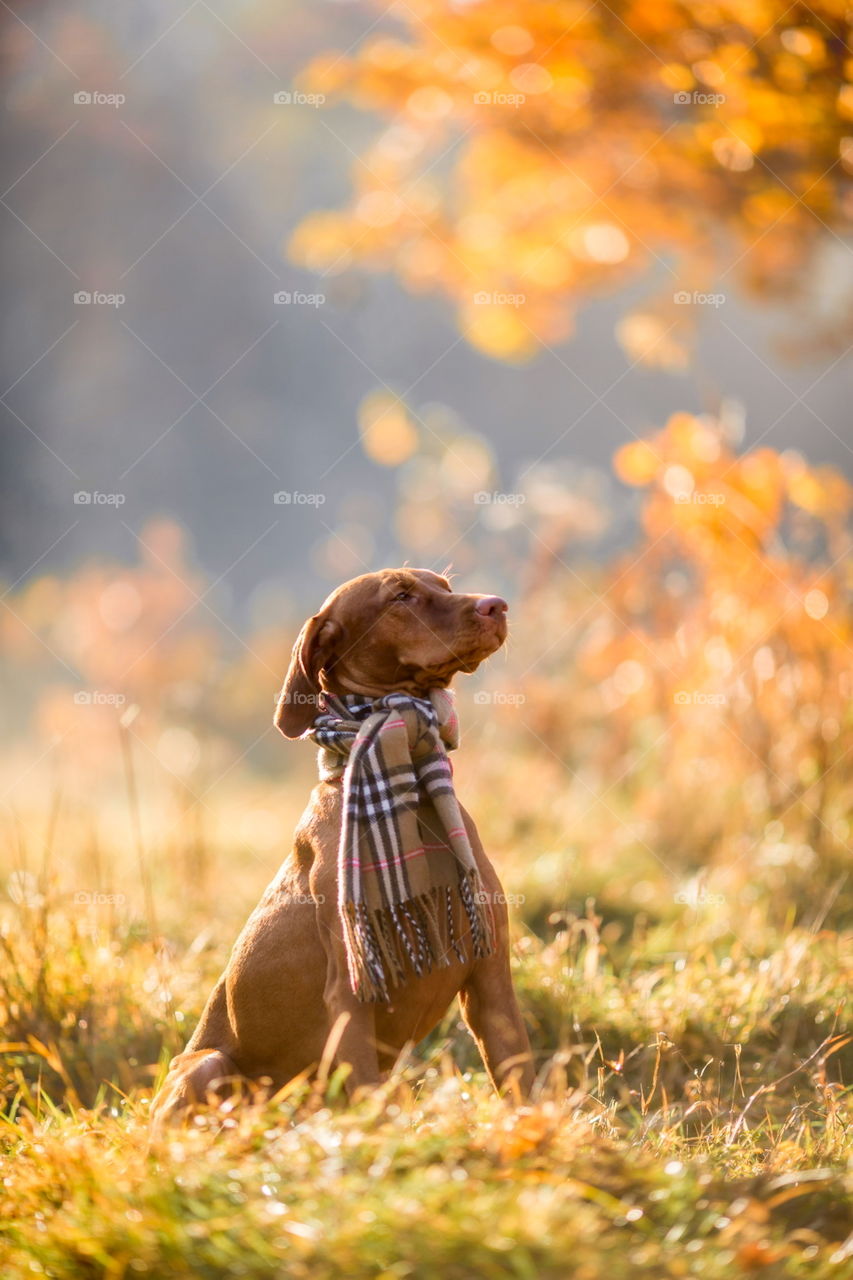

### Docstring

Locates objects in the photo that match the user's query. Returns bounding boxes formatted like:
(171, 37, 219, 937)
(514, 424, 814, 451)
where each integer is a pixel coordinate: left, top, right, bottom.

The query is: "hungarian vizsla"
(151, 568, 533, 1124)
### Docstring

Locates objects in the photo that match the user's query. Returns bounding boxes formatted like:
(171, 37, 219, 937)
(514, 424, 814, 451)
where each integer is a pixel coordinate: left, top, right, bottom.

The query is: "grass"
(2, 1080, 851, 1280)
(0, 811, 850, 1278)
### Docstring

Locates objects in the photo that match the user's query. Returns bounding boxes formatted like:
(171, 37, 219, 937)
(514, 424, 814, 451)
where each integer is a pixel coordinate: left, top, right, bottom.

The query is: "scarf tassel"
(341, 874, 496, 1003)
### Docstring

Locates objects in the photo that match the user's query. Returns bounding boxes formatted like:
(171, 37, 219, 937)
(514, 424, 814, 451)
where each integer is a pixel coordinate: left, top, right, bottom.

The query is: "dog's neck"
(320, 671, 452, 700)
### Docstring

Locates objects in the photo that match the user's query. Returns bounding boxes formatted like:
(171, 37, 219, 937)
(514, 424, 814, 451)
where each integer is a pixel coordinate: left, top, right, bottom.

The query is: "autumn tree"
(291, 0, 853, 362)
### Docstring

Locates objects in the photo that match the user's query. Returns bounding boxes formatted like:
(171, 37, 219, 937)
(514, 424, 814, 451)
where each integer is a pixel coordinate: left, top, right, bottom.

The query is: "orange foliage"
(0, 520, 278, 784)
(291, 1, 853, 360)
(515, 415, 852, 889)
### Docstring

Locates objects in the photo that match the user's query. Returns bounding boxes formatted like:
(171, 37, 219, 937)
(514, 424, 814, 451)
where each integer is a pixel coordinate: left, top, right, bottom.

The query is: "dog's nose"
(474, 595, 508, 618)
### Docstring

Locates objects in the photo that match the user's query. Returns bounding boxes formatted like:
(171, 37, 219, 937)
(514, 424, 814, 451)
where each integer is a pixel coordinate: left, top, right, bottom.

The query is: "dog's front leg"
(318, 924, 382, 1097)
(459, 946, 535, 1099)
(456, 808, 535, 1098)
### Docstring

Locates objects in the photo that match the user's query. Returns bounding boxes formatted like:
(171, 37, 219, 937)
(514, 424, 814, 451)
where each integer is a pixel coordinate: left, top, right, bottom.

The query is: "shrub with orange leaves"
(0, 519, 284, 796)
(291, 0, 853, 362)
(508, 414, 853, 908)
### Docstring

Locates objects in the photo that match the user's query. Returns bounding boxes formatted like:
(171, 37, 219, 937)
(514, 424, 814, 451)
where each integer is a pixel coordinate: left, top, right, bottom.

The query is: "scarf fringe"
(341, 870, 495, 1003)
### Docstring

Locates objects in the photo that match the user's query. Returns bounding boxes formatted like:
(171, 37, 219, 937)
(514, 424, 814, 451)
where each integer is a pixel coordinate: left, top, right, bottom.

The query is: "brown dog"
(151, 568, 533, 1124)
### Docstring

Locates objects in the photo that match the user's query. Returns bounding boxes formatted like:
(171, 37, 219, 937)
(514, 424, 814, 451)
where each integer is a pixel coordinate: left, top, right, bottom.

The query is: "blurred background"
(2, 0, 851, 608)
(0, 0, 851, 1101)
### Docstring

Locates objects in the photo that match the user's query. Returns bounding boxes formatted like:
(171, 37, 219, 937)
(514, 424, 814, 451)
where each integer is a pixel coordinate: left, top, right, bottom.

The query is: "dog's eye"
(394, 590, 412, 602)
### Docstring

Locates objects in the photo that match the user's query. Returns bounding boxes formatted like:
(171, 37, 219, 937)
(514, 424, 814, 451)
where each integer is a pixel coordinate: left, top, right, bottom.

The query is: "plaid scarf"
(306, 689, 495, 1002)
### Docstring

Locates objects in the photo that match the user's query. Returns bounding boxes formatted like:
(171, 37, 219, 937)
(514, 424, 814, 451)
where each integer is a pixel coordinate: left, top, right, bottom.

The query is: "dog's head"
(275, 567, 508, 737)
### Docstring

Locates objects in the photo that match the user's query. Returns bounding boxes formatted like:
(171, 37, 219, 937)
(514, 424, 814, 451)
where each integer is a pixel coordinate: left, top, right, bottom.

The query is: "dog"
(150, 567, 533, 1124)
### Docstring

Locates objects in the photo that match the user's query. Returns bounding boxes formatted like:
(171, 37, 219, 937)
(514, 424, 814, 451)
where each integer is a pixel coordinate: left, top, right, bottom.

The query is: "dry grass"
(1, 795, 850, 1277)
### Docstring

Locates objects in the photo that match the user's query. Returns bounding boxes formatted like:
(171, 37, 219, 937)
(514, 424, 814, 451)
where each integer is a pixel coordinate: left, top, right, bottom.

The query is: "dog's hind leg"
(149, 1048, 242, 1131)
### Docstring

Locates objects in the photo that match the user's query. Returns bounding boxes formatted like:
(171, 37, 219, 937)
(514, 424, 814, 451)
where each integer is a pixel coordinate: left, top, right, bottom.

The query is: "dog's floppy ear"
(274, 612, 342, 738)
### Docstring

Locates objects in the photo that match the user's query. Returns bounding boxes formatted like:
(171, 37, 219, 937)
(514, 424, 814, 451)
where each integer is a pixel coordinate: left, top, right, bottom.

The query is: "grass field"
(2, 425, 851, 1277)
(1, 758, 850, 1278)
